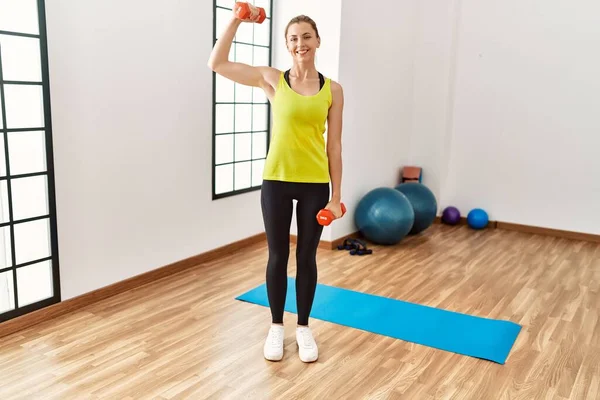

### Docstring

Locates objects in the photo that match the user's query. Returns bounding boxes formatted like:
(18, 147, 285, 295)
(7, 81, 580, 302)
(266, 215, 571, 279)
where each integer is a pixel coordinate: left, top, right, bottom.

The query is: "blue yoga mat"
(235, 277, 521, 364)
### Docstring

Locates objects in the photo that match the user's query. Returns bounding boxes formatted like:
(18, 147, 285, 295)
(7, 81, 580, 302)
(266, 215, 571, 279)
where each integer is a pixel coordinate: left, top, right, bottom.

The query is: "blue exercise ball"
(354, 187, 414, 245)
(467, 208, 489, 229)
(394, 182, 438, 234)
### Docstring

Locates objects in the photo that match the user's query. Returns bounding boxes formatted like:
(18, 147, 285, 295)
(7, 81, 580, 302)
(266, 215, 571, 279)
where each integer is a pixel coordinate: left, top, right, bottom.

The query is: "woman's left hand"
(325, 199, 343, 219)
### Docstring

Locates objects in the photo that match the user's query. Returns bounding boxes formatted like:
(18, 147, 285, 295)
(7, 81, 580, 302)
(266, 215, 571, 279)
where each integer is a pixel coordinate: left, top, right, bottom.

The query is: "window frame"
(0, 0, 62, 323)
(211, 0, 274, 200)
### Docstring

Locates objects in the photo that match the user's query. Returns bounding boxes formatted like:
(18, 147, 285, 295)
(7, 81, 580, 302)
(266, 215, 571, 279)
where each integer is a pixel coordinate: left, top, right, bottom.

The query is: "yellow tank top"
(262, 72, 332, 183)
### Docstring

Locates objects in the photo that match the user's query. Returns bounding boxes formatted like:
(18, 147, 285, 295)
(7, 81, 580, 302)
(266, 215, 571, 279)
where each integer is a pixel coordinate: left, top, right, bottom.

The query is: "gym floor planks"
(0, 224, 599, 399)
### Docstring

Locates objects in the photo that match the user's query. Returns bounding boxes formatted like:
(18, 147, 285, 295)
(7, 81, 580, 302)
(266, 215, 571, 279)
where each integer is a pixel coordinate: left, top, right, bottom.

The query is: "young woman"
(208, 13, 344, 363)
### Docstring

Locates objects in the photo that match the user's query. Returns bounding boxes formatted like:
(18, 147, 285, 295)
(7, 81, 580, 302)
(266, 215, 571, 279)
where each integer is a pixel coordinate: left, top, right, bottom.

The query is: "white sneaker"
(296, 326, 318, 362)
(263, 325, 285, 361)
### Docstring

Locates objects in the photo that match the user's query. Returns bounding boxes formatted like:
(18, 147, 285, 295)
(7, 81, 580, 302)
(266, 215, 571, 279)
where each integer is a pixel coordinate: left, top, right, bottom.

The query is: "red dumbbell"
(233, 2, 267, 24)
(316, 203, 347, 226)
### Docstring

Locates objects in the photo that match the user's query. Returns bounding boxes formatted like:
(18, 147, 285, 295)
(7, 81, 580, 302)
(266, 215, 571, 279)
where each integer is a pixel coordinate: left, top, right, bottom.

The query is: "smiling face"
(285, 17, 320, 64)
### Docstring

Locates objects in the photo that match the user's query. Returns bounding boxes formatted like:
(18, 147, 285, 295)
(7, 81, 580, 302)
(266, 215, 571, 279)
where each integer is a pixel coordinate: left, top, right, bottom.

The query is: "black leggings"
(261, 179, 330, 325)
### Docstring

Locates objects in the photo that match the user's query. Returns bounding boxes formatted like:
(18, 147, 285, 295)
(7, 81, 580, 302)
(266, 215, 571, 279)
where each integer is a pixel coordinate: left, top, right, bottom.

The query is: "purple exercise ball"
(442, 206, 461, 225)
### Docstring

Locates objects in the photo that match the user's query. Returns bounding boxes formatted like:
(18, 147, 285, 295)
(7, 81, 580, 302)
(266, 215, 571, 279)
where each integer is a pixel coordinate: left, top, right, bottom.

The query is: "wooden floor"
(1, 224, 599, 399)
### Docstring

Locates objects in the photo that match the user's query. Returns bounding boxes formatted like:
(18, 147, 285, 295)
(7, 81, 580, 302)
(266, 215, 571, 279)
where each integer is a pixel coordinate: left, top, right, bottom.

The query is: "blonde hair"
(285, 15, 320, 40)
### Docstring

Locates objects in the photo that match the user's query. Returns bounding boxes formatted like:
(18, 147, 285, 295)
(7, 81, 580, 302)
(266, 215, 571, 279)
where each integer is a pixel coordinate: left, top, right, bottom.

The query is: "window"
(212, 0, 273, 199)
(0, 0, 61, 322)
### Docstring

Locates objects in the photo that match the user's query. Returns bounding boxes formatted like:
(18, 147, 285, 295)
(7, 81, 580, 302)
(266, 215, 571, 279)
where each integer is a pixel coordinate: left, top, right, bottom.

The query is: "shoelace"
(270, 328, 284, 345)
(299, 329, 315, 348)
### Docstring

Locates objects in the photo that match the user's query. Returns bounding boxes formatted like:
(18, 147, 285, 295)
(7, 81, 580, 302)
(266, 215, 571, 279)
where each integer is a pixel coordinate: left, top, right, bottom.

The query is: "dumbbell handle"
(316, 203, 347, 226)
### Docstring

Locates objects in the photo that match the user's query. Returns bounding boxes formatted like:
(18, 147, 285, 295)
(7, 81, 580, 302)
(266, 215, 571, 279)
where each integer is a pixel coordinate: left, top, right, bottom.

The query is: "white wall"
(271, 0, 342, 240)
(442, 0, 600, 234)
(46, 0, 265, 300)
(409, 0, 459, 205)
(331, 0, 418, 240)
(404, 0, 600, 235)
